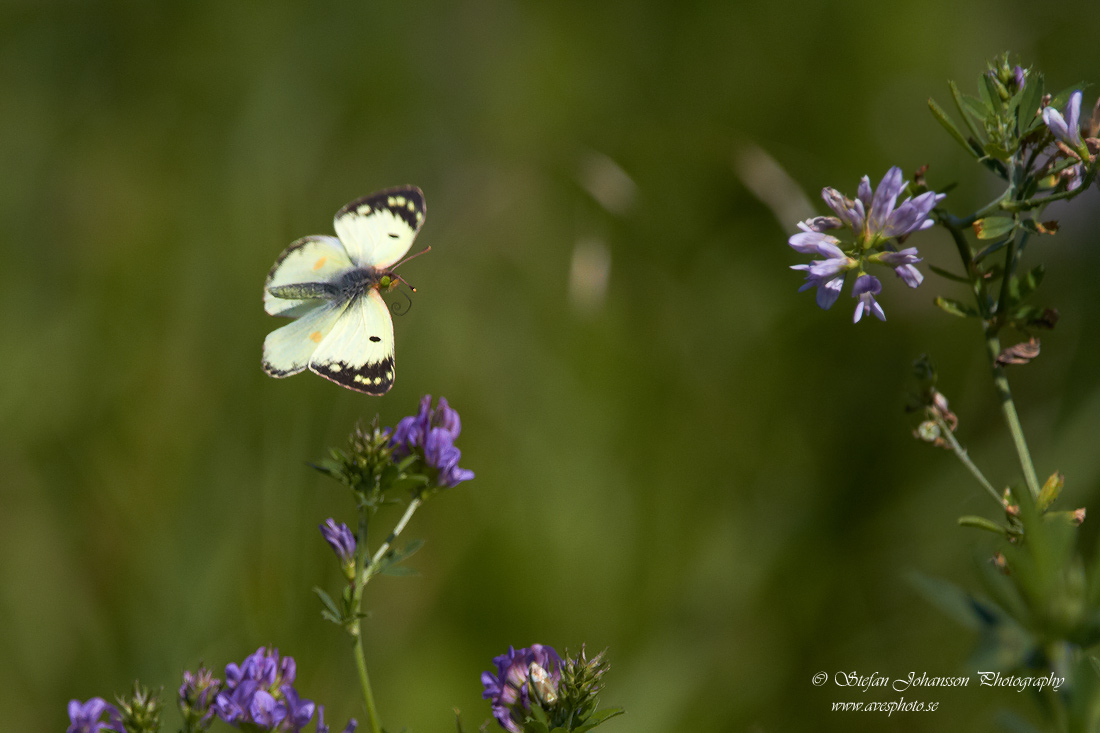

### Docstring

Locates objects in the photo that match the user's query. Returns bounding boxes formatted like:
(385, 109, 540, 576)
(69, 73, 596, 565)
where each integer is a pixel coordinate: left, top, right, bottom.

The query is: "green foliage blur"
(3, 2, 1100, 731)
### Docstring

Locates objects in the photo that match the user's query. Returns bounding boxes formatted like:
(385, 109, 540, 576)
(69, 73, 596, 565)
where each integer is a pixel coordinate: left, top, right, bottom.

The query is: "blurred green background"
(4, 1, 1100, 731)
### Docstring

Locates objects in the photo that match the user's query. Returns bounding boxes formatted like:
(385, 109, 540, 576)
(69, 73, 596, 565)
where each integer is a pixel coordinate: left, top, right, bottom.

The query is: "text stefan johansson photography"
(834, 671, 1066, 693)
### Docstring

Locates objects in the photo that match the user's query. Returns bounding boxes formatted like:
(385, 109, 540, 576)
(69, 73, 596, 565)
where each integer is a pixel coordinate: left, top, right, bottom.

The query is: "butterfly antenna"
(393, 245, 432, 270)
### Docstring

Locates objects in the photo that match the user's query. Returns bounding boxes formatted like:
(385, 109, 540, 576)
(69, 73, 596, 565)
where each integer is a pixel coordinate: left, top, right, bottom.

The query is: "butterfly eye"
(379, 275, 393, 288)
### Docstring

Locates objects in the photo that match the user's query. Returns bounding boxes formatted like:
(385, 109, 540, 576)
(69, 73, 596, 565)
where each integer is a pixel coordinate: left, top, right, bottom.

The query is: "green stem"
(363, 495, 423, 583)
(934, 415, 1001, 505)
(940, 214, 1041, 500)
(351, 631, 383, 733)
(1000, 165, 1097, 212)
(982, 327, 1041, 498)
(346, 493, 425, 733)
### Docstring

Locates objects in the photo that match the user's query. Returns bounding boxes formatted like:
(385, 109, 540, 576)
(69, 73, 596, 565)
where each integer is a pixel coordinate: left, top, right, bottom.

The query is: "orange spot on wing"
(310, 331, 323, 343)
(312, 257, 327, 270)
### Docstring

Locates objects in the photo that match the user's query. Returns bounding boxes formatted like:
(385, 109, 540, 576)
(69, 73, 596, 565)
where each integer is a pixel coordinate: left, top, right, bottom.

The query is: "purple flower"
(390, 396, 474, 489)
(67, 698, 124, 733)
(788, 167, 942, 320)
(320, 519, 356, 565)
(180, 666, 222, 729)
(481, 645, 562, 732)
(215, 648, 315, 731)
(1044, 90, 1084, 150)
(852, 275, 886, 323)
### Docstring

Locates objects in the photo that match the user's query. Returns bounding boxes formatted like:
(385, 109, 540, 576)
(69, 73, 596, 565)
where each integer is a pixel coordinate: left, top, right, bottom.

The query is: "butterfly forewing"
(333, 186, 426, 269)
(265, 235, 352, 316)
(308, 289, 396, 395)
(262, 301, 343, 378)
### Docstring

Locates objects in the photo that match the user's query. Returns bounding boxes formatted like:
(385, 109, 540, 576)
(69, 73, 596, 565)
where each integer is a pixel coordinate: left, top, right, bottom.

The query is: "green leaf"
(927, 264, 970, 283)
(978, 72, 997, 112)
(1008, 264, 1045, 304)
(972, 216, 1015, 240)
(314, 587, 342, 617)
(928, 98, 979, 158)
(934, 296, 978, 318)
(394, 537, 425, 560)
(949, 80, 985, 143)
(957, 516, 1008, 535)
(1018, 72, 1045, 135)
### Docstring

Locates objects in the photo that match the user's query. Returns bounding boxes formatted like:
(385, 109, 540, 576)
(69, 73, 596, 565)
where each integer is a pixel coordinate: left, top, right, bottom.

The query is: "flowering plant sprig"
(312, 396, 474, 733)
(66, 392, 621, 732)
(788, 53, 1100, 729)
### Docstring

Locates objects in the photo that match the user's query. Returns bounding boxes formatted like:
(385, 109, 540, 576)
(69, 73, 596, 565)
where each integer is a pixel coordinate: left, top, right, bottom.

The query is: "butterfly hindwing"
(308, 289, 396, 395)
(265, 235, 352, 316)
(262, 300, 343, 378)
(333, 186, 425, 269)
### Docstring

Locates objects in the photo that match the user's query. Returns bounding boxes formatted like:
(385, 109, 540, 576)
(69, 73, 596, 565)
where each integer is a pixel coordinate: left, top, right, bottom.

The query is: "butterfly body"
(262, 186, 426, 395)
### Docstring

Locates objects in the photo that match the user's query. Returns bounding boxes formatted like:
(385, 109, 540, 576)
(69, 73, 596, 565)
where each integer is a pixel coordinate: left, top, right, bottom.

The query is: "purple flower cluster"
(208, 647, 354, 733)
(179, 665, 221, 729)
(391, 395, 474, 488)
(67, 698, 123, 733)
(481, 644, 562, 732)
(789, 167, 944, 322)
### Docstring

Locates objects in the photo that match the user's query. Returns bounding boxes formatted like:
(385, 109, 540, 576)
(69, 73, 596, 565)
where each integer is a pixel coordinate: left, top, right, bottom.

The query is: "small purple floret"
(852, 274, 886, 323)
(320, 519, 356, 565)
(1043, 91, 1084, 149)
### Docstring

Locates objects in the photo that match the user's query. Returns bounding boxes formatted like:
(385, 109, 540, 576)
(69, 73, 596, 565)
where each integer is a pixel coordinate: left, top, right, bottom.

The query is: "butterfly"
(262, 186, 427, 395)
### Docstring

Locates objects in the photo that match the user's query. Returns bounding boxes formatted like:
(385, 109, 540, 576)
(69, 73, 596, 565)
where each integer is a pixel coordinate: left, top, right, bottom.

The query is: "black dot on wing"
(369, 336, 382, 342)
(387, 233, 399, 238)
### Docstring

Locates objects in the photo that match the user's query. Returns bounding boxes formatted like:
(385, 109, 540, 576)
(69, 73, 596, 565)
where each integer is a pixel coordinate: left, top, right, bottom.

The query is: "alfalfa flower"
(481, 645, 562, 732)
(179, 665, 221, 730)
(391, 395, 474, 489)
(788, 167, 944, 322)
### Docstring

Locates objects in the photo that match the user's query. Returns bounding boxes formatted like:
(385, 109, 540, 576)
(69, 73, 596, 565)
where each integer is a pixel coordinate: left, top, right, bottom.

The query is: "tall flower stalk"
(312, 396, 474, 733)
